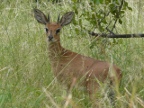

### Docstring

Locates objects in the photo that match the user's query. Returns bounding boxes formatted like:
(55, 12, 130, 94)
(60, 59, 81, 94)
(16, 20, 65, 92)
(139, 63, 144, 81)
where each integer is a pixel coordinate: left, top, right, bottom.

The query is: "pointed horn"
(57, 14, 60, 23)
(48, 14, 50, 22)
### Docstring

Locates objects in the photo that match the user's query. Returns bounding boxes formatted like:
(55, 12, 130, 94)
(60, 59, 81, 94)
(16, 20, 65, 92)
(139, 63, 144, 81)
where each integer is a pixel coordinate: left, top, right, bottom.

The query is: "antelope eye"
(45, 28, 49, 33)
(56, 29, 61, 34)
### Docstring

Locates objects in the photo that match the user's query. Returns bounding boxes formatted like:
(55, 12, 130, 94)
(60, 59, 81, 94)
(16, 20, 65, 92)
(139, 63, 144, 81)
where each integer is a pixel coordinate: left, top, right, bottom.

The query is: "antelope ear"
(33, 8, 49, 25)
(59, 12, 74, 26)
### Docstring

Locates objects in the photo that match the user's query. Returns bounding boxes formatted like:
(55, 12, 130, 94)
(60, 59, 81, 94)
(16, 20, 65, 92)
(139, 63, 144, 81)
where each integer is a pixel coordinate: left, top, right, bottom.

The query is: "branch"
(89, 32, 144, 38)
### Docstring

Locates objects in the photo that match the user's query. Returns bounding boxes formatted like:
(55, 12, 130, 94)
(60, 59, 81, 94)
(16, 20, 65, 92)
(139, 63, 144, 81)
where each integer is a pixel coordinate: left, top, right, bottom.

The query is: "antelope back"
(33, 9, 74, 42)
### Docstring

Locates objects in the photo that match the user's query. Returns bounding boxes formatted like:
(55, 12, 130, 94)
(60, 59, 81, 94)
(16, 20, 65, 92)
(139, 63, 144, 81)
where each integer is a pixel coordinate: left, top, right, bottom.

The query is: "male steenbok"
(33, 8, 122, 101)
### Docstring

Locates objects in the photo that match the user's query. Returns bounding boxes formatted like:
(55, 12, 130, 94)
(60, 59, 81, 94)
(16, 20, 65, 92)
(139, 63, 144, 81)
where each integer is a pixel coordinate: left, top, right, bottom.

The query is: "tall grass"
(0, 0, 144, 108)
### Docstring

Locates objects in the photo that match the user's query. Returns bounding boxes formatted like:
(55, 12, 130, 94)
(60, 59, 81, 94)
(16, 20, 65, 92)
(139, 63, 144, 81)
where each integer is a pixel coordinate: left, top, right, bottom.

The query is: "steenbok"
(33, 8, 122, 102)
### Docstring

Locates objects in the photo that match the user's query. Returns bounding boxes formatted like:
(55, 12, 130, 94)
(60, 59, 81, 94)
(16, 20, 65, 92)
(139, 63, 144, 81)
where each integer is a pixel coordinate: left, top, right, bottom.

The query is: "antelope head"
(33, 8, 74, 43)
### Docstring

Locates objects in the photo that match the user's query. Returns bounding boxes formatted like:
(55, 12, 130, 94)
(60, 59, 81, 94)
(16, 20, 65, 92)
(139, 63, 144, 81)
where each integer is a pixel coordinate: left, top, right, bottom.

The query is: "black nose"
(48, 35, 53, 41)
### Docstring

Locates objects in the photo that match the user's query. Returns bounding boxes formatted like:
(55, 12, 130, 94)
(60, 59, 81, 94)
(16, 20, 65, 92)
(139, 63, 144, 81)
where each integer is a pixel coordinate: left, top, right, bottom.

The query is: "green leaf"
(119, 19, 122, 24)
(128, 6, 132, 11)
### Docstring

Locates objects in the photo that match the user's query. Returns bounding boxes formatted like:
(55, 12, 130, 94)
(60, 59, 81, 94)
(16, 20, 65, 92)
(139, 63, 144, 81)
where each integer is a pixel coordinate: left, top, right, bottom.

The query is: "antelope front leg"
(68, 77, 77, 92)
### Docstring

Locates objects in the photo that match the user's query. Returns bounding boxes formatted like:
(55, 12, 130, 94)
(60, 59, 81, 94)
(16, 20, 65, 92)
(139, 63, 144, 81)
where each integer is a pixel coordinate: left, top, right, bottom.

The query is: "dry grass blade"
(125, 88, 144, 107)
(43, 88, 60, 108)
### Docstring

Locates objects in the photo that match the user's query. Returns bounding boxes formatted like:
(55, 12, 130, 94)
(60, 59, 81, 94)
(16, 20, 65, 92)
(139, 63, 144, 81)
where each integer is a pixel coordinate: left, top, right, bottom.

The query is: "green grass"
(0, 0, 144, 108)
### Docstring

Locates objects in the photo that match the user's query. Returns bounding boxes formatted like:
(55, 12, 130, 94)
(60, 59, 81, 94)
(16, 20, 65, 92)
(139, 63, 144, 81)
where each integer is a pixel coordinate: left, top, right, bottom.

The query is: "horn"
(48, 14, 50, 22)
(57, 14, 60, 23)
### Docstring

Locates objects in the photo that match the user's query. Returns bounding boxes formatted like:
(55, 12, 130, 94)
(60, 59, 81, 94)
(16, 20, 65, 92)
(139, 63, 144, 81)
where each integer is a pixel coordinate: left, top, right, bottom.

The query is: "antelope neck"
(48, 41, 67, 58)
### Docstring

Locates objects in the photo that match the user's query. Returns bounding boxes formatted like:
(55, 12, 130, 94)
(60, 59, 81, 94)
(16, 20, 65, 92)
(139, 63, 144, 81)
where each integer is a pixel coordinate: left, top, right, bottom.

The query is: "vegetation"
(0, 0, 144, 107)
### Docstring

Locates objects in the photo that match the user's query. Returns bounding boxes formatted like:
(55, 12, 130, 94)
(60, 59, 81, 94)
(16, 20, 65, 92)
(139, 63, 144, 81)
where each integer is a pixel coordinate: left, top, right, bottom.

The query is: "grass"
(0, 0, 144, 108)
